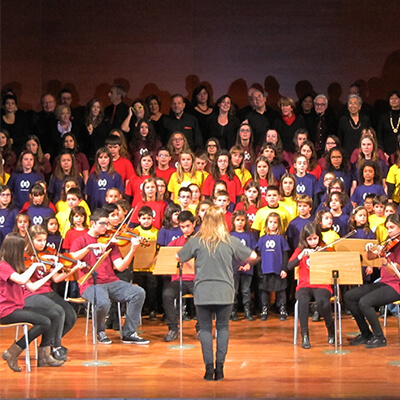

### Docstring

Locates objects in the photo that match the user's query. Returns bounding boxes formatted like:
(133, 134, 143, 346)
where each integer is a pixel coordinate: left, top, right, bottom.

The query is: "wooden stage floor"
(1, 311, 400, 399)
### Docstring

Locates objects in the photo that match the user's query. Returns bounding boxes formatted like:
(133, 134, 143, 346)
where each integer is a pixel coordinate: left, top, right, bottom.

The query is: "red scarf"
(283, 114, 296, 126)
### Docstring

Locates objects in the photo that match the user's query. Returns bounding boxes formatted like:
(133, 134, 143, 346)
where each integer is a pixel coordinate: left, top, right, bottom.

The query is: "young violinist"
(0, 233, 64, 372)
(287, 223, 335, 349)
(69, 208, 149, 345)
(345, 213, 400, 348)
(24, 225, 79, 361)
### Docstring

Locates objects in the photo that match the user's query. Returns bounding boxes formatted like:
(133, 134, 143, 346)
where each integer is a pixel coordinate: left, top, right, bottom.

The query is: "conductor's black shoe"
(365, 336, 387, 349)
(182, 311, 191, 321)
(122, 332, 150, 345)
(97, 331, 112, 344)
(301, 333, 311, 349)
(164, 330, 178, 342)
(349, 333, 372, 346)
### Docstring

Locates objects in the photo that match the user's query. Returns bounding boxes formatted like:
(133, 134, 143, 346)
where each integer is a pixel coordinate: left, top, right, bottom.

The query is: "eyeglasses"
(173, 138, 184, 142)
(314, 103, 326, 107)
(207, 144, 217, 148)
(0, 193, 11, 197)
(240, 129, 251, 132)
(96, 221, 108, 226)
(132, 106, 144, 112)
(157, 154, 170, 158)
(326, 141, 336, 145)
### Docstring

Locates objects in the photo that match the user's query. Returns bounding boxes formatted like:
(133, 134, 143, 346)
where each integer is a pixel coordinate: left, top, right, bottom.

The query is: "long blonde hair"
(196, 206, 230, 254)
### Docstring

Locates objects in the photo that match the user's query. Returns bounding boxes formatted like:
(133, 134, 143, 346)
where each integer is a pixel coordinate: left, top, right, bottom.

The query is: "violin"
(98, 229, 150, 248)
(378, 237, 400, 257)
(38, 247, 85, 271)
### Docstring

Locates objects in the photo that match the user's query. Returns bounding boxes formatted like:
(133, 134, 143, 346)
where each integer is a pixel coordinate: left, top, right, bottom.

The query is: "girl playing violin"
(345, 213, 400, 348)
(24, 225, 82, 361)
(287, 222, 335, 349)
(0, 233, 64, 371)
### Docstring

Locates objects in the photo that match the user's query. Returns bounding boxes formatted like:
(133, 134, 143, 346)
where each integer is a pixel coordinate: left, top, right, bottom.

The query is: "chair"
(293, 296, 342, 345)
(64, 274, 125, 341)
(0, 323, 33, 372)
(383, 300, 400, 337)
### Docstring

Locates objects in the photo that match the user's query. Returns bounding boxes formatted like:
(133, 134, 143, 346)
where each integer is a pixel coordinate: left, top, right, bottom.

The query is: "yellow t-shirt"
(0, 172, 10, 185)
(279, 197, 298, 223)
(168, 171, 205, 203)
(375, 223, 388, 243)
(368, 214, 386, 233)
(55, 200, 91, 238)
(322, 229, 340, 248)
(386, 164, 400, 203)
(251, 205, 290, 236)
(132, 225, 159, 271)
(234, 168, 253, 188)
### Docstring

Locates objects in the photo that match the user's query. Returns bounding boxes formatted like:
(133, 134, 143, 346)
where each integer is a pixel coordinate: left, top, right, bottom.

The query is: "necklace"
(196, 104, 209, 113)
(390, 112, 400, 134)
(349, 116, 360, 130)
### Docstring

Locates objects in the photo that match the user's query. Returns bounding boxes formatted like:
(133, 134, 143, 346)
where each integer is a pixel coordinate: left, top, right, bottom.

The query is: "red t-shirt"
(125, 174, 151, 207)
(113, 157, 135, 185)
(202, 174, 243, 204)
(130, 200, 167, 230)
(23, 264, 53, 298)
(155, 167, 176, 184)
(234, 202, 259, 224)
(289, 248, 332, 293)
(0, 261, 24, 318)
(63, 228, 89, 251)
(383, 242, 400, 294)
(70, 233, 121, 295)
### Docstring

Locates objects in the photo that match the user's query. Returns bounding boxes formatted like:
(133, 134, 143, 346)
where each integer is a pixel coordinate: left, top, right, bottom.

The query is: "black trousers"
(344, 282, 400, 338)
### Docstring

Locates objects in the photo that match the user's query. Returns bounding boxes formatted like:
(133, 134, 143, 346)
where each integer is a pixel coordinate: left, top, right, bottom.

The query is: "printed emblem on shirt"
(296, 183, 305, 193)
(20, 180, 30, 190)
(264, 240, 276, 250)
(32, 216, 43, 225)
(98, 179, 107, 188)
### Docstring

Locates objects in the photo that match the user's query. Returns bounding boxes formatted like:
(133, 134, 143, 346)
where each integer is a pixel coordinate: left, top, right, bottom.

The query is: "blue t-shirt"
(231, 231, 258, 275)
(332, 213, 350, 237)
(319, 169, 353, 195)
(157, 226, 183, 246)
(350, 184, 386, 206)
(258, 234, 290, 275)
(48, 174, 84, 204)
(27, 205, 55, 226)
(271, 164, 287, 182)
(286, 215, 314, 252)
(85, 171, 124, 210)
(7, 171, 44, 209)
(0, 208, 19, 246)
(295, 173, 317, 198)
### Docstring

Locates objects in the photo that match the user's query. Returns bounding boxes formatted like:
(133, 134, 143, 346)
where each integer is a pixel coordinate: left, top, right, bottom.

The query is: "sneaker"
(164, 330, 178, 342)
(97, 331, 112, 344)
(365, 336, 387, 349)
(349, 333, 372, 346)
(122, 332, 150, 345)
(311, 310, 320, 322)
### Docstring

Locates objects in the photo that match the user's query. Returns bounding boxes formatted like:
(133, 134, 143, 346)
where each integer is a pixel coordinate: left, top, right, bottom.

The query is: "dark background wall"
(1, 0, 400, 112)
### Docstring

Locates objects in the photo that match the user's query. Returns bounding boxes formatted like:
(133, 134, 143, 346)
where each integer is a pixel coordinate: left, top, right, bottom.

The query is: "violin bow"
(315, 229, 357, 252)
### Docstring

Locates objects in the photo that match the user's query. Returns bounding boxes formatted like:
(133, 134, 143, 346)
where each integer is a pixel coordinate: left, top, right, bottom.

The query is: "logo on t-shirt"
(296, 183, 305, 193)
(264, 240, 276, 250)
(20, 180, 30, 190)
(32, 216, 43, 225)
(332, 224, 340, 233)
(98, 179, 107, 188)
(0, 216, 5, 225)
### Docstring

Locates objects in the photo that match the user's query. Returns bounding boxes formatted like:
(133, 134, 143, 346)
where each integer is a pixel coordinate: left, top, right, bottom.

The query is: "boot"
(2, 342, 23, 372)
(38, 346, 64, 367)
(327, 324, 335, 344)
(260, 306, 268, 321)
(230, 310, 239, 321)
(204, 363, 214, 381)
(279, 306, 288, 321)
(244, 305, 254, 321)
(301, 332, 311, 349)
(215, 362, 224, 380)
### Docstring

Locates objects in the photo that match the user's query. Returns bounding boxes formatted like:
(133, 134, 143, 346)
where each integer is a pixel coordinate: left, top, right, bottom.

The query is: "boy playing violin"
(70, 208, 149, 345)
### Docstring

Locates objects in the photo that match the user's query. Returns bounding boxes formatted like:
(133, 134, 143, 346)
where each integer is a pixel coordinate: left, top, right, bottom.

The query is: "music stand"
(132, 241, 158, 270)
(153, 246, 195, 350)
(309, 252, 362, 355)
(335, 239, 380, 268)
(80, 249, 113, 367)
